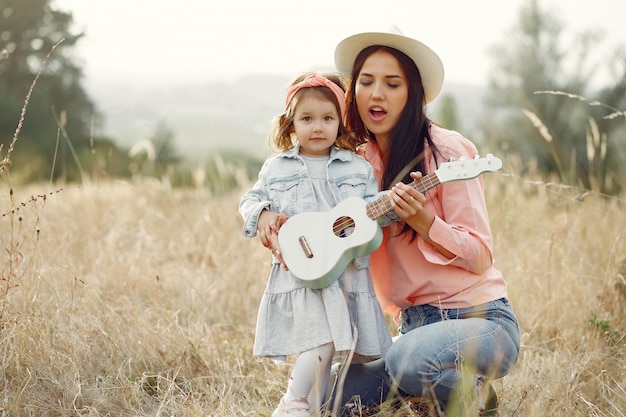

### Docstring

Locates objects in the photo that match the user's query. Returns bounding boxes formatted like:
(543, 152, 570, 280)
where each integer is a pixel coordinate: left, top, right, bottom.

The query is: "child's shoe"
(271, 396, 311, 417)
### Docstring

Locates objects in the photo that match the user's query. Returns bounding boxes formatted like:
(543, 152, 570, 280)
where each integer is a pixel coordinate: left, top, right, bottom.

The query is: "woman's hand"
(388, 172, 434, 235)
(388, 172, 455, 259)
(257, 210, 289, 269)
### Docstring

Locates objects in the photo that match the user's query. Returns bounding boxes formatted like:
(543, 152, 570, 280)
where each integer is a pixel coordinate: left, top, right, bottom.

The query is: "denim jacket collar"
(278, 144, 354, 163)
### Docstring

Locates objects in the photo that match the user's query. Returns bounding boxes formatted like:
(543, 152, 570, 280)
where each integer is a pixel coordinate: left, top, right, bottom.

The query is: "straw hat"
(334, 27, 444, 103)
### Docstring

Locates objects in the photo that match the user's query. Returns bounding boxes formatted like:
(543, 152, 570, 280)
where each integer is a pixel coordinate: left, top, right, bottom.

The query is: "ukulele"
(277, 154, 502, 289)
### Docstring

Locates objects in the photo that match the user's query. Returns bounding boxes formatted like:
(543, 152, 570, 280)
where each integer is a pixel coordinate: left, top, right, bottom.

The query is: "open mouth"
(369, 106, 387, 121)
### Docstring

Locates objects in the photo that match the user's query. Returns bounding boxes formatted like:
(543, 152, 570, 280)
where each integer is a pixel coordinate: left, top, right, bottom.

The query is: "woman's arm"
(388, 172, 455, 259)
(388, 171, 493, 273)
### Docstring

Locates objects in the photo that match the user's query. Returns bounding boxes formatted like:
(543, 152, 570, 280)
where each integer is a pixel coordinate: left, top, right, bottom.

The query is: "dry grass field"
(0, 159, 624, 416)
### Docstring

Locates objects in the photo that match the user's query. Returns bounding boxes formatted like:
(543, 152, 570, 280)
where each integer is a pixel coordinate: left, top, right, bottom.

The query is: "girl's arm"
(239, 160, 274, 238)
(258, 209, 288, 268)
(239, 159, 289, 268)
(239, 182, 271, 239)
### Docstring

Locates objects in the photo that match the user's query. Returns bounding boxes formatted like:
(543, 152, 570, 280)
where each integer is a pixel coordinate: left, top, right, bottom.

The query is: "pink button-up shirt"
(362, 125, 508, 317)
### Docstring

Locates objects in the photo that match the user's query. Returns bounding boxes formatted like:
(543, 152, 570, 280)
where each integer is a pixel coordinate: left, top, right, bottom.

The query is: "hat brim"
(334, 31, 444, 103)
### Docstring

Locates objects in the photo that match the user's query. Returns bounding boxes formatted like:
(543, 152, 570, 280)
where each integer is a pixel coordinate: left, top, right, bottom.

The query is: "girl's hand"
(258, 210, 289, 269)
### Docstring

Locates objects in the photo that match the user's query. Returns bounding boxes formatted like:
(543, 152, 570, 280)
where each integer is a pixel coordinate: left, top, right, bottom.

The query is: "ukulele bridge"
(298, 236, 314, 258)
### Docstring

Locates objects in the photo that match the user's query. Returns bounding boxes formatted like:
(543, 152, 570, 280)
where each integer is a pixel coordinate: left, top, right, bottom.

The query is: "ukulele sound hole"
(333, 216, 356, 238)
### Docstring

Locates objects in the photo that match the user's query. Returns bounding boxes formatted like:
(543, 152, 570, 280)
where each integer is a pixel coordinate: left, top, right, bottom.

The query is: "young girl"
(239, 73, 392, 417)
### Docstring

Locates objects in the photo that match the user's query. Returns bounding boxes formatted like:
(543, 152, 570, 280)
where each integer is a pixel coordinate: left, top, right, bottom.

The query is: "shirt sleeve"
(424, 184, 494, 275)
(420, 136, 495, 274)
(239, 161, 272, 238)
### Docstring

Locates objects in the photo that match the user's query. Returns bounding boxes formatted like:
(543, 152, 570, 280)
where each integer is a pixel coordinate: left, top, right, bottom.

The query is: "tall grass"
(0, 166, 623, 416)
(489, 160, 625, 416)
(1, 41, 624, 417)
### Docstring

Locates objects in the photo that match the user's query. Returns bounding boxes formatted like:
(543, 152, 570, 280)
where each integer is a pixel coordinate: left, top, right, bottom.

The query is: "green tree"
(128, 121, 182, 179)
(482, 0, 625, 193)
(436, 93, 461, 132)
(0, 0, 104, 182)
(585, 56, 626, 193)
(151, 121, 181, 169)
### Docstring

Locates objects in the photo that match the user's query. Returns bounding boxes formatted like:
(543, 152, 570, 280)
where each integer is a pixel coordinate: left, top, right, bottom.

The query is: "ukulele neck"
(365, 173, 440, 220)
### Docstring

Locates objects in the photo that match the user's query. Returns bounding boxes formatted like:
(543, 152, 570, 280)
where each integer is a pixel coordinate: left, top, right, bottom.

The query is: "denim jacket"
(239, 145, 395, 267)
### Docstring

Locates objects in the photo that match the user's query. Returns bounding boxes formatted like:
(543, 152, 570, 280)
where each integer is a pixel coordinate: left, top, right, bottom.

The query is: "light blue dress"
(240, 147, 392, 360)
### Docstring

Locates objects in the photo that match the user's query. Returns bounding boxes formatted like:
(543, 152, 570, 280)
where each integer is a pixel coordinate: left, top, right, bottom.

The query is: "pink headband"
(285, 74, 347, 118)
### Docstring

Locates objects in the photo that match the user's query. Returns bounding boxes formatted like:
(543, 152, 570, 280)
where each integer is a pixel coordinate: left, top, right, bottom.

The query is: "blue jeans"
(329, 298, 520, 415)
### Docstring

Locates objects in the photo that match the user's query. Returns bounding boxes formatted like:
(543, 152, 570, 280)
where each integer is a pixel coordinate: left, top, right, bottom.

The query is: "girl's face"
(293, 95, 340, 157)
(354, 49, 408, 149)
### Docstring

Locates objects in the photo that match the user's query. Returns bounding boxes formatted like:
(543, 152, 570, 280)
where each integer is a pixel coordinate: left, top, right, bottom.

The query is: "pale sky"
(54, 0, 625, 88)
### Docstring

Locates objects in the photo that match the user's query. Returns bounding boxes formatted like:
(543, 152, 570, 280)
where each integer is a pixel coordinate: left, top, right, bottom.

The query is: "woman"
(327, 28, 521, 416)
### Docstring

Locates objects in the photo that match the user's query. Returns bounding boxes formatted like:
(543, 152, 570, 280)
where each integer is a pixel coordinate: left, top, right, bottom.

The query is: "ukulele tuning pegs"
(473, 154, 480, 159)
(459, 156, 467, 161)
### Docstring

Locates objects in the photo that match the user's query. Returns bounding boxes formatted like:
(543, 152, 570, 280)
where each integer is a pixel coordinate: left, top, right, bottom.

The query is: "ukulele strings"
(312, 152, 430, 240)
(292, 172, 441, 245)
(287, 156, 496, 246)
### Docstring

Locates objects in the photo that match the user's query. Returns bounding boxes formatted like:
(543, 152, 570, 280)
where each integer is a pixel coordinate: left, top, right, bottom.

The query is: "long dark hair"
(345, 45, 441, 239)
(346, 45, 437, 190)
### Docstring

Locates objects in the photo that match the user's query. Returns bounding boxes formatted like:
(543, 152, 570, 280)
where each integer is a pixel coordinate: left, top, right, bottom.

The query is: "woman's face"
(354, 49, 408, 148)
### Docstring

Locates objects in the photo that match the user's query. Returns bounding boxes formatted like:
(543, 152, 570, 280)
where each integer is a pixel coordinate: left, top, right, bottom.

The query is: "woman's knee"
(384, 336, 413, 374)
(384, 336, 433, 390)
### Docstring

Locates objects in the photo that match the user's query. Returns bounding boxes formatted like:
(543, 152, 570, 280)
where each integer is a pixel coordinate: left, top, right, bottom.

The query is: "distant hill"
(85, 74, 485, 162)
